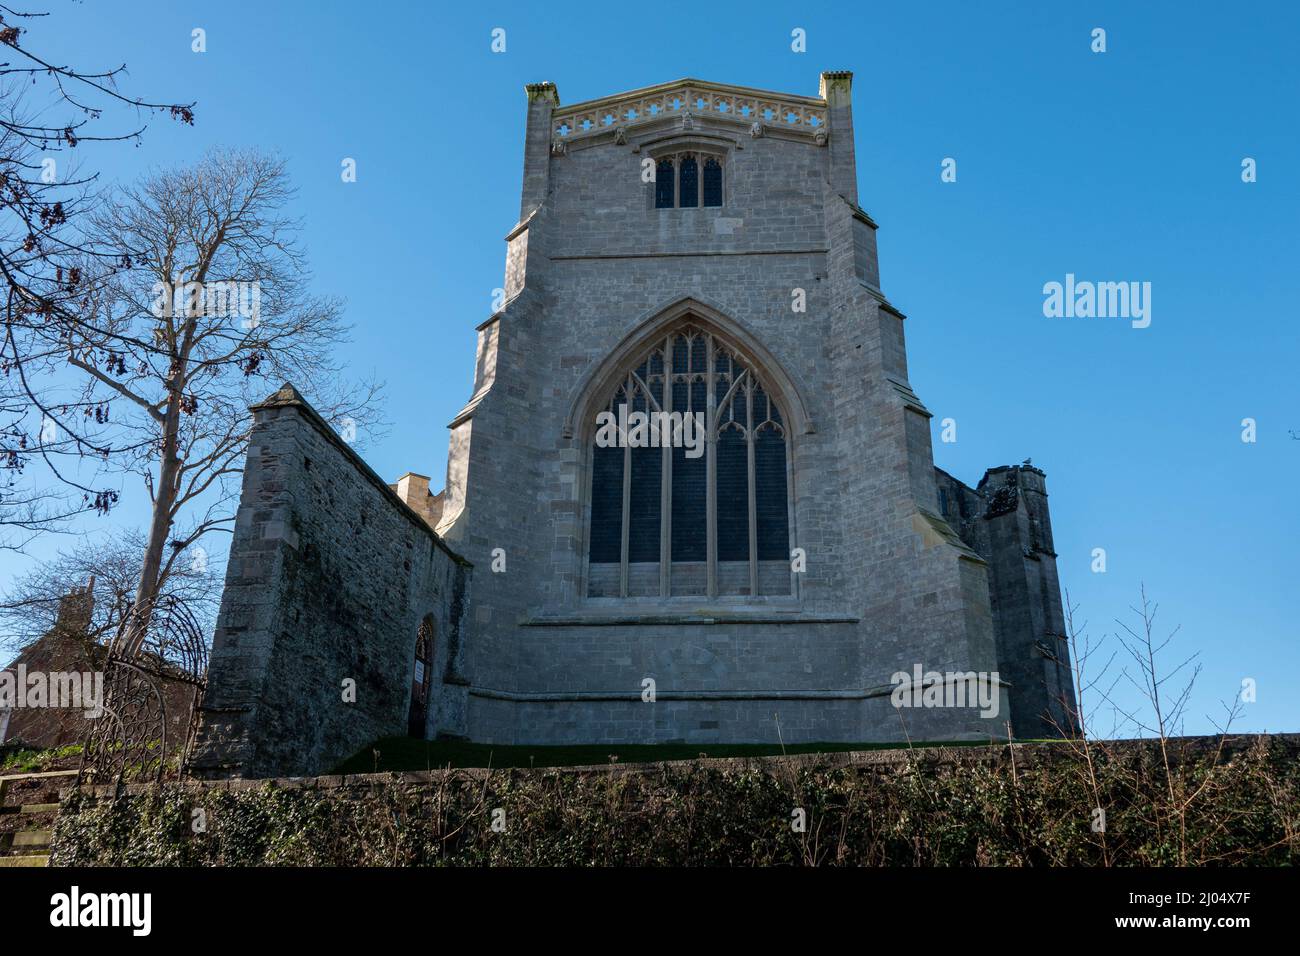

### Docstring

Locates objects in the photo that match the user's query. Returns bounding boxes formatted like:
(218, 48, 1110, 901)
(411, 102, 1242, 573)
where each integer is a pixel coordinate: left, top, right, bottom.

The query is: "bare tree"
(20, 148, 380, 655)
(0, 4, 194, 544)
(0, 529, 219, 664)
(1050, 592, 1120, 864)
(0, 378, 85, 550)
(1051, 584, 1253, 865)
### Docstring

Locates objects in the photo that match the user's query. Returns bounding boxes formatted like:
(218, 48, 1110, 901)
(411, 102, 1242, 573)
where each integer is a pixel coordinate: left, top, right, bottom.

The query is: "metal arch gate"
(77, 595, 209, 788)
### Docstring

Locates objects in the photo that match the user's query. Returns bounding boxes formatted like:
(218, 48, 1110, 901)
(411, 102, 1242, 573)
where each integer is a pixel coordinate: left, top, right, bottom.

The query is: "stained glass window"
(587, 324, 791, 598)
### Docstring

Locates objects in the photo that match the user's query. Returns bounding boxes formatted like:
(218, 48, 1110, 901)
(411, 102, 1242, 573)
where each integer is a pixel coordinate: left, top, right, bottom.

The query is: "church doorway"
(408, 616, 435, 737)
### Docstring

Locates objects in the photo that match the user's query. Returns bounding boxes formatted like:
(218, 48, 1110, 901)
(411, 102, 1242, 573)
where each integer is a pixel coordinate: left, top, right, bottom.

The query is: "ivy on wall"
(51, 738, 1300, 867)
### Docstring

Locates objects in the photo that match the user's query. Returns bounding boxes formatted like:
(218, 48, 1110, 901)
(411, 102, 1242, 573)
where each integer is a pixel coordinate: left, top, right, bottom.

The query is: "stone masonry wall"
(434, 73, 1018, 745)
(188, 386, 472, 779)
(182, 75, 1072, 777)
(934, 465, 1077, 736)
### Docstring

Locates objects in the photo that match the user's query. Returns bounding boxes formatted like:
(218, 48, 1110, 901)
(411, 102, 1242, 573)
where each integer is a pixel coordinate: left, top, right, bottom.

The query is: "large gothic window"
(587, 324, 791, 599)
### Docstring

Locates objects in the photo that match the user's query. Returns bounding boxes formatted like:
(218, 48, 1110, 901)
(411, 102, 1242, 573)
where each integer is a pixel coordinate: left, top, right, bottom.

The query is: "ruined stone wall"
(189, 387, 471, 779)
(934, 465, 1077, 737)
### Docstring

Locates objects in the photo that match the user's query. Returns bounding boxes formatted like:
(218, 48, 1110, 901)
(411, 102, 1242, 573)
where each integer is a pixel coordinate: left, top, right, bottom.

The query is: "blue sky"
(7, 1, 1297, 736)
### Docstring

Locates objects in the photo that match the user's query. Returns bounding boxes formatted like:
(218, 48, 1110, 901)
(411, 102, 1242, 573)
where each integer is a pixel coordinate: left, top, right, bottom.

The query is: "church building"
(190, 73, 1077, 779)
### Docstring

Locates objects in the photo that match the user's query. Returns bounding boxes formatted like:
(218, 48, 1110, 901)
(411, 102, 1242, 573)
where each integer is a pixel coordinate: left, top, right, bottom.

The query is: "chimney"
(393, 472, 442, 528)
(55, 578, 95, 635)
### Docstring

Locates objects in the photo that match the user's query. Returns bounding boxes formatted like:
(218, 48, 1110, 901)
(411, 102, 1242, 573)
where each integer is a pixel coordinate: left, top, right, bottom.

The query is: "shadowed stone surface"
(188, 386, 471, 779)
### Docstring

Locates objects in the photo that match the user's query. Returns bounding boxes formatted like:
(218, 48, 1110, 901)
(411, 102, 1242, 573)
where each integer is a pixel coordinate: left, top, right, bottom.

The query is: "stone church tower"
(191, 73, 1076, 779)
(431, 73, 1076, 745)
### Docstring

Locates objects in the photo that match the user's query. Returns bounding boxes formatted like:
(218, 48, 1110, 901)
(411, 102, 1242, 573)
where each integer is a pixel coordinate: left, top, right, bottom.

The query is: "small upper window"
(653, 152, 723, 209)
(654, 159, 675, 208)
(679, 156, 699, 207)
(702, 157, 722, 207)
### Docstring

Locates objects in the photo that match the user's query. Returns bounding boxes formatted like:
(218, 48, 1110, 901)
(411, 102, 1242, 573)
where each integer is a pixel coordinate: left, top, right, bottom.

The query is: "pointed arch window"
(587, 324, 791, 599)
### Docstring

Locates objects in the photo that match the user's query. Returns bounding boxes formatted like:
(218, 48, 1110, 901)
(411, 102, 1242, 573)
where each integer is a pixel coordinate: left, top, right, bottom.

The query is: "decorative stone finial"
(525, 82, 560, 106)
(818, 71, 853, 100)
